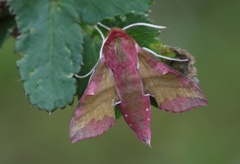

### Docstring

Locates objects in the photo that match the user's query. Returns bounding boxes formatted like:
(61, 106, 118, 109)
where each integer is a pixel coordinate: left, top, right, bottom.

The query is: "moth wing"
(138, 49, 207, 112)
(69, 60, 117, 143)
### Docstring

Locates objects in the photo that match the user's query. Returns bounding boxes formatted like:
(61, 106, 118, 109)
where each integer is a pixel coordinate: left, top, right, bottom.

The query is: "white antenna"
(123, 22, 166, 31)
(95, 25, 105, 40)
(98, 22, 111, 30)
(74, 24, 107, 79)
(122, 22, 187, 62)
(74, 61, 98, 78)
(143, 47, 188, 62)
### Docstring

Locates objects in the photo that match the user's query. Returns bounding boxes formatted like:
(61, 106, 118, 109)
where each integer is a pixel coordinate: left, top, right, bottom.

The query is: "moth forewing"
(138, 49, 207, 112)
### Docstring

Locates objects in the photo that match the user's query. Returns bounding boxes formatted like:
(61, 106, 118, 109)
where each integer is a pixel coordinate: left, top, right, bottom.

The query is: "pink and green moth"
(69, 22, 208, 146)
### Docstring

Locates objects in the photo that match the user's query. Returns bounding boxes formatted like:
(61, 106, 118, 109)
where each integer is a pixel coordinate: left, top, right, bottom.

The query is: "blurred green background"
(1, 0, 240, 163)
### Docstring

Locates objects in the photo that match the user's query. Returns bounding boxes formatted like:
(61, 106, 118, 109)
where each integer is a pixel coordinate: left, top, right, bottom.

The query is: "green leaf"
(9, 0, 83, 111)
(8, 0, 152, 112)
(114, 106, 122, 119)
(75, 0, 152, 23)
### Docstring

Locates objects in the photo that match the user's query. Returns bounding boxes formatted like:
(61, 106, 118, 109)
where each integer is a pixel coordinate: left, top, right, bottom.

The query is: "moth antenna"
(74, 71, 93, 78)
(75, 23, 108, 79)
(97, 22, 111, 31)
(143, 47, 188, 62)
(95, 23, 110, 58)
(99, 35, 108, 58)
(95, 25, 105, 40)
(74, 60, 100, 78)
(123, 23, 166, 31)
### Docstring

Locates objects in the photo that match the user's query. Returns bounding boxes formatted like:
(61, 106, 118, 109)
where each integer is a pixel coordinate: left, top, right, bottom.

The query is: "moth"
(69, 23, 207, 146)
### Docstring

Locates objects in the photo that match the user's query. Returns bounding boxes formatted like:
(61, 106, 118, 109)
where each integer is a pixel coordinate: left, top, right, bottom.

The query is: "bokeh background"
(1, 0, 240, 163)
